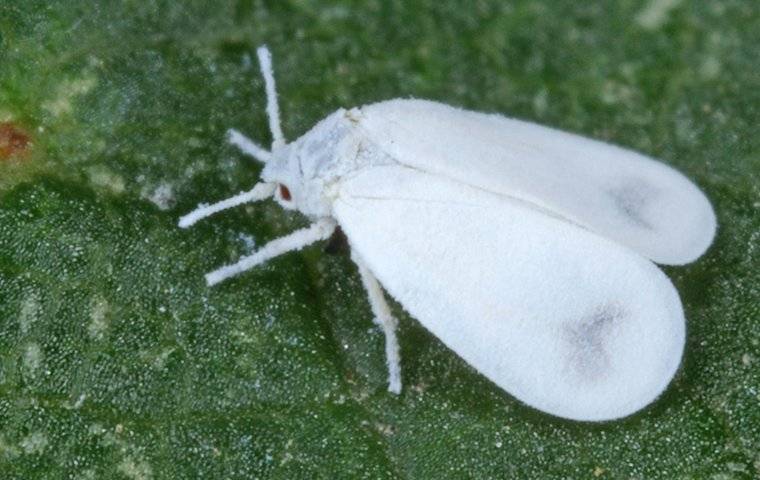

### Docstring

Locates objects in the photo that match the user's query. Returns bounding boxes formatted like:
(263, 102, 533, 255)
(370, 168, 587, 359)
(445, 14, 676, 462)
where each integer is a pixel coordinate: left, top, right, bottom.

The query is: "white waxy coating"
(334, 165, 686, 421)
(358, 99, 716, 265)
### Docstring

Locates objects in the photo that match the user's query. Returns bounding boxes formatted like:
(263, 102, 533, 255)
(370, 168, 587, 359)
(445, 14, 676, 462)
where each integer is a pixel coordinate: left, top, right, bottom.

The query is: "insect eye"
(279, 184, 292, 201)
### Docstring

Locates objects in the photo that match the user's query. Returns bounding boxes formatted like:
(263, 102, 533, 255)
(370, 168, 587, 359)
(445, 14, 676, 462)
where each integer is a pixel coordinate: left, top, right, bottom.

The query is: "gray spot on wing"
(608, 178, 658, 229)
(562, 303, 625, 383)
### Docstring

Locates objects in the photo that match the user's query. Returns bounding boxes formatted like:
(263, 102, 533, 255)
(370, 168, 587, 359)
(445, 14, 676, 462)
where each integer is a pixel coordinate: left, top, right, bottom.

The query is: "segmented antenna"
(178, 183, 275, 228)
(257, 45, 286, 150)
(227, 128, 272, 164)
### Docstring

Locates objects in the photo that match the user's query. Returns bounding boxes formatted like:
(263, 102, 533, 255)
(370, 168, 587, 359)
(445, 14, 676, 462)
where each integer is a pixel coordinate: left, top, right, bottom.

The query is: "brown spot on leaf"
(0, 122, 31, 160)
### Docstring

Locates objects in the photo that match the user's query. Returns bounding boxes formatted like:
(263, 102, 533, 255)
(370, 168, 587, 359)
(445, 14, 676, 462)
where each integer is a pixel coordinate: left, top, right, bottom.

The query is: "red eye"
(279, 184, 292, 201)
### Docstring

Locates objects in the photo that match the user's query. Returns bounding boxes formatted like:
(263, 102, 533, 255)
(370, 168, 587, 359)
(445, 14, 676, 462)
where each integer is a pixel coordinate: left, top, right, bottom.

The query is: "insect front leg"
(350, 250, 402, 394)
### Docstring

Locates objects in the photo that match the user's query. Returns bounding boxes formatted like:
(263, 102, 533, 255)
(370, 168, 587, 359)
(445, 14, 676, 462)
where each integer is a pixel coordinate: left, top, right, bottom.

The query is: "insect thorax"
(261, 107, 393, 218)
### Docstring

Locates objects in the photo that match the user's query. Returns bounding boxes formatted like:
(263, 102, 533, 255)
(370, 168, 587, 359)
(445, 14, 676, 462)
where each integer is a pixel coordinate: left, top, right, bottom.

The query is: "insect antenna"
(178, 182, 275, 228)
(224, 45, 285, 164)
(257, 45, 286, 150)
(227, 128, 272, 164)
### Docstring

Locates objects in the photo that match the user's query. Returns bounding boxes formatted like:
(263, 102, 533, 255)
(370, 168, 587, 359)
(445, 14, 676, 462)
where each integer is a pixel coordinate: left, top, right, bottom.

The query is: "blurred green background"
(1, 1, 758, 478)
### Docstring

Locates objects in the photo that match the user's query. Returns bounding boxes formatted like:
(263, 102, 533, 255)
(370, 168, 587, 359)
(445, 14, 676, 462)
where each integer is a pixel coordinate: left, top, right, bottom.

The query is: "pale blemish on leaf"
(87, 166, 126, 194)
(375, 423, 396, 436)
(237, 233, 257, 252)
(88, 296, 110, 341)
(87, 423, 106, 436)
(600, 80, 636, 106)
(22, 342, 43, 378)
(741, 353, 752, 366)
(43, 75, 98, 117)
(532, 88, 549, 115)
(118, 457, 153, 480)
(699, 56, 722, 80)
(139, 347, 176, 370)
(64, 393, 88, 410)
(635, 0, 683, 30)
(141, 182, 176, 211)
(20, 431, 48, 455)
(77, 469, 97, 480)
(725, 462, 749, 474)
(18, 292, 40, 335)
(0, 435, 21, 458)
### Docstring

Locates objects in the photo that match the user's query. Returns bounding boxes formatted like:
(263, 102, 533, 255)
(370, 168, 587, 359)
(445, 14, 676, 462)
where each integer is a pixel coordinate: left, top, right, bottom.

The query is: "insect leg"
(351, 250, 402, 394)
(178, 182, 275, 228)
(205, 218, 336, 286)
(227, 129, 272, 164)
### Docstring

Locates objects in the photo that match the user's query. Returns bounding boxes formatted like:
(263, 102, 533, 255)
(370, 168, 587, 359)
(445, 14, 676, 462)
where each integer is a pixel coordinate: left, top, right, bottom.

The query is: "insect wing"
(357, 99, 716, 265)
(334, 165, 685, 421)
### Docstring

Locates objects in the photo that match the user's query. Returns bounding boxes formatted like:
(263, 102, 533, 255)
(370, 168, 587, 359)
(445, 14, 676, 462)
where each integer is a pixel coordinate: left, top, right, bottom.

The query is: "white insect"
(179, 46, 716, 421)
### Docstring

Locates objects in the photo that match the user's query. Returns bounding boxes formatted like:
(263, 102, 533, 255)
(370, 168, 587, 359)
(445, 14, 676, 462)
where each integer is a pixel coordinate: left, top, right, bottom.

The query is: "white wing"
(356, 99, 716, 265)
(333, 165, 685, 421)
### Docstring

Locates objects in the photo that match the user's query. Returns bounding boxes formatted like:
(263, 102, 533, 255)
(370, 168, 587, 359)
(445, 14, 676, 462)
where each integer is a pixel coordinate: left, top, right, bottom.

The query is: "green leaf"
(1, 1, 758, 478)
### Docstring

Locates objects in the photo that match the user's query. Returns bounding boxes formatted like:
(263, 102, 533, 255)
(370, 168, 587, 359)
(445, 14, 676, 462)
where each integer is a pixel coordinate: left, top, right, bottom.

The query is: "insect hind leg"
(351, 250, 402, 394)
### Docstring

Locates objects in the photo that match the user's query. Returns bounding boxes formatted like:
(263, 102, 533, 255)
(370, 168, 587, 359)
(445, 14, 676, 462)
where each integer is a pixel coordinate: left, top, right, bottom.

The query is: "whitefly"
(179, 46, 716, 422)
